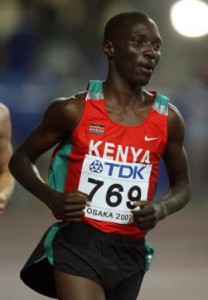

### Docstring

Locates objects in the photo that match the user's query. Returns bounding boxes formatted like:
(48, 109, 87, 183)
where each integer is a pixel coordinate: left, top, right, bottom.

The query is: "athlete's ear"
(103, 40, 115, 59)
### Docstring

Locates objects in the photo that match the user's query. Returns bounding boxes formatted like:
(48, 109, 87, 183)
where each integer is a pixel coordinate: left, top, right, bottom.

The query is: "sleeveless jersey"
(49, 80, 169, 238)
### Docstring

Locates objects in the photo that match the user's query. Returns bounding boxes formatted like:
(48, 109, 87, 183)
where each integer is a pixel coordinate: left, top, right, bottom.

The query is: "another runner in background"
(0, 103, 15, 213)
(9, 12, 191, 300)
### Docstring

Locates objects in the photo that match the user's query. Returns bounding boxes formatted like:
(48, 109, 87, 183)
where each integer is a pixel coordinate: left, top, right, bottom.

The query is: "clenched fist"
(132, 201, 165, 231)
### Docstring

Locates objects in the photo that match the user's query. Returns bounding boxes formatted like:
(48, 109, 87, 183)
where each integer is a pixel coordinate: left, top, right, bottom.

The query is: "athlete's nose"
(143, 43, 156, 59)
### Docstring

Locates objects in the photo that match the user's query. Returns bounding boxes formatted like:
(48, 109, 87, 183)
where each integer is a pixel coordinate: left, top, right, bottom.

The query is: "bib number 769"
(88, 177, 141, 209)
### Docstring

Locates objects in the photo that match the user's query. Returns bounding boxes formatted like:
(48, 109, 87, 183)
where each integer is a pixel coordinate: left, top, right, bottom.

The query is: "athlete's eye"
(153, 43, 162, 51)
(134, 40, 143, 45)
(129, 39, 145, 46)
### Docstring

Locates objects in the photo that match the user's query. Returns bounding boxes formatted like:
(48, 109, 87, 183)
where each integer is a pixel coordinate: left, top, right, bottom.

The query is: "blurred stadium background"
(0, 1, 207, 299)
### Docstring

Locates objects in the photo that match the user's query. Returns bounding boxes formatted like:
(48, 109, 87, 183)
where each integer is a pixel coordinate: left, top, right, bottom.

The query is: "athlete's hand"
(50, 190, 90, 221)
(132, 201, 165, 231)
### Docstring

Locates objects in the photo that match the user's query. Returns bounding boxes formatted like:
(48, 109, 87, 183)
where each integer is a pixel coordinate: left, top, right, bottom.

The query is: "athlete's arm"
(9, 96, 90, 220)
(0, 104, 15, 213)
(132, 104, 192, 231)
(157, 104, 191, 215)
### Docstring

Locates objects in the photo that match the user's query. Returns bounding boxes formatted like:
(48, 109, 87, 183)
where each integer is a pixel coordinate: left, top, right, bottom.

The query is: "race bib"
(78, 155, 152, 224)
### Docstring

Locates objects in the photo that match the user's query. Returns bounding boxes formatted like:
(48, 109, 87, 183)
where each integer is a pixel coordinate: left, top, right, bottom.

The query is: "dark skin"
(9, 13, 191, 300)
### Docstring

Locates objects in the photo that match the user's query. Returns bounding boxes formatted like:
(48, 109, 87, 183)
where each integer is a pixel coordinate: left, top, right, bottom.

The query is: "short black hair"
(103, 12, 151, 42)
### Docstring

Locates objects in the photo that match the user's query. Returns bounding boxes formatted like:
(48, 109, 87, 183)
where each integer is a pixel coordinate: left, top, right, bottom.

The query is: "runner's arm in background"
(0, 103, 15, 213)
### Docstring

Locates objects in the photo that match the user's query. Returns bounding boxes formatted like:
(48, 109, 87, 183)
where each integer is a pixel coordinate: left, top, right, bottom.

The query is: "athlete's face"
(108, 18, 162, 87)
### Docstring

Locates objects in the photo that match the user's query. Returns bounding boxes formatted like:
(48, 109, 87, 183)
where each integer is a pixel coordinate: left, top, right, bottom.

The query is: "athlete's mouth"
(139, 64, 154, 74)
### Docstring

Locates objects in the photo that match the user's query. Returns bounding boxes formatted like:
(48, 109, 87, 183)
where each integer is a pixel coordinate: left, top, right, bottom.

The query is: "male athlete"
(9, 12, 191, 300)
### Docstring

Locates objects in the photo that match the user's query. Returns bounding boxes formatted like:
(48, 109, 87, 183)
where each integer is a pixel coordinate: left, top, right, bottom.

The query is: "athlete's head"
(103, 12, 162, 86)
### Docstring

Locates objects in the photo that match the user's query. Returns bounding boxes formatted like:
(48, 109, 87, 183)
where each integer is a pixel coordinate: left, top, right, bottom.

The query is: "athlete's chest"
(71, 106, 166, 164)
(106, 105, 152, 126)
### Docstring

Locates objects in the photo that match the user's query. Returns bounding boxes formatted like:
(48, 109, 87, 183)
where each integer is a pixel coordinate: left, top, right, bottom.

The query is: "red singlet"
(49, 80, 169, 238)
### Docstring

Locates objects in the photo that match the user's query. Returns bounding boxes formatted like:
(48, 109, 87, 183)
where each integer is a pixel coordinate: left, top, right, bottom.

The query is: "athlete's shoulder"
(51, 90, 87, 107)
(167, 102, 186, 143)
(168, 102, 185, 124)
(44, 79, 102, 122)
(46, 90, 87, 116)
(147, 91, 169, 115)
(39, 90, 88, 135)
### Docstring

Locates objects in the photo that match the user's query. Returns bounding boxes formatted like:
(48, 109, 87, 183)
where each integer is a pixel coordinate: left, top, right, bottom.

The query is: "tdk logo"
(105, 162, 145, 179)
(89, 160, 104, 173)
(89, 160, 146, 179)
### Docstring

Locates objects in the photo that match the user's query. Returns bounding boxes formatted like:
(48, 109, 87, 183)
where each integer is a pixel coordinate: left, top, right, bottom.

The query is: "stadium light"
(170, 0, 208, 37)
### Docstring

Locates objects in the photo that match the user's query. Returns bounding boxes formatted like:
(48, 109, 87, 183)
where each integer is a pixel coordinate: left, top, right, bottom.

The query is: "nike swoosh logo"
(145, 136, 158, 141)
